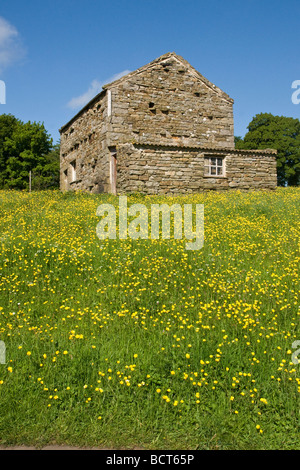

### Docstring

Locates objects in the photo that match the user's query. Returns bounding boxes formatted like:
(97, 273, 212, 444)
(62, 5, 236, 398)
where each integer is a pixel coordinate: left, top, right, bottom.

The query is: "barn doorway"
(109, 147, 117, 195)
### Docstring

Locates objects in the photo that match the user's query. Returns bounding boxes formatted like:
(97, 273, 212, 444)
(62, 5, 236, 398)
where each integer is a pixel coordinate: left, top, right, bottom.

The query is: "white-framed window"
(204, 156, 225, 177)
(70, 160, 76, 182)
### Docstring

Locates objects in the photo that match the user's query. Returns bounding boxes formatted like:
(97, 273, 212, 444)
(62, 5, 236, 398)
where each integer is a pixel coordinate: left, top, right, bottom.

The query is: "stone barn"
(59, 52, 277, 194)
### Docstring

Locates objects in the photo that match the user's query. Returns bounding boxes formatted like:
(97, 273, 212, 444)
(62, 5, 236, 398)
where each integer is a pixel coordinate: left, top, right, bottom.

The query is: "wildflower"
(260, 398, 268, 405)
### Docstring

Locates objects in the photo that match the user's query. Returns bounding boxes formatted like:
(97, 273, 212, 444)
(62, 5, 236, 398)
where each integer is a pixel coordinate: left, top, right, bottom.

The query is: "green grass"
(0, 187, 299, 449)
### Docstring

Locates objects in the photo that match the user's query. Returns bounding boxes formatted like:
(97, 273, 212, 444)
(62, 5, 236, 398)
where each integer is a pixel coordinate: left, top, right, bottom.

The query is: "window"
(204, 156, 225, 177)
(70, 160, 76, 182)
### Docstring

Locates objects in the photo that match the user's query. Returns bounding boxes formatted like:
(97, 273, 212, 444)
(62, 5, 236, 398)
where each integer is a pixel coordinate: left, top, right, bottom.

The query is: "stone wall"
(105, 53, 235, 150)
(59, 90, 111, 193)
(116, 143, 277, 194)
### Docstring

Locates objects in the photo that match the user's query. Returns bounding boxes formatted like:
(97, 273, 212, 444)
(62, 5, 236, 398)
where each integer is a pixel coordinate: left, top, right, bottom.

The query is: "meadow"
(0, 188, 299, 449)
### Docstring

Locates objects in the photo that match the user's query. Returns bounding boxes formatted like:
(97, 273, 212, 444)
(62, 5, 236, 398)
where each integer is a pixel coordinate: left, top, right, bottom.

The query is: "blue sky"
(0, 0, 300, 145)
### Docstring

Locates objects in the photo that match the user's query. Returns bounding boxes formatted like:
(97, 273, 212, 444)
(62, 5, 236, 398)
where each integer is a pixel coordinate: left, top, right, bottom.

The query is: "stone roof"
(133, 142, 277, 155)
(59, 89, 106, 133)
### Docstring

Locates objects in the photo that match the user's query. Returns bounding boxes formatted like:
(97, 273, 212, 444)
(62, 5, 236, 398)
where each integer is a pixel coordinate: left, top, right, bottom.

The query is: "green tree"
(235, 113, 300, 186)
(0, 114, 19, 187)
(234, 136, 243, 147)
(0, 113, 58, 189)
(31, 143, 60, 190)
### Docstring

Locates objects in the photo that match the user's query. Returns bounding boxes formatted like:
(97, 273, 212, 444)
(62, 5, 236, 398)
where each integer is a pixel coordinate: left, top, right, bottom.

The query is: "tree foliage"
(235, 113, 300, 186)
(0, 113, 59, 189)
